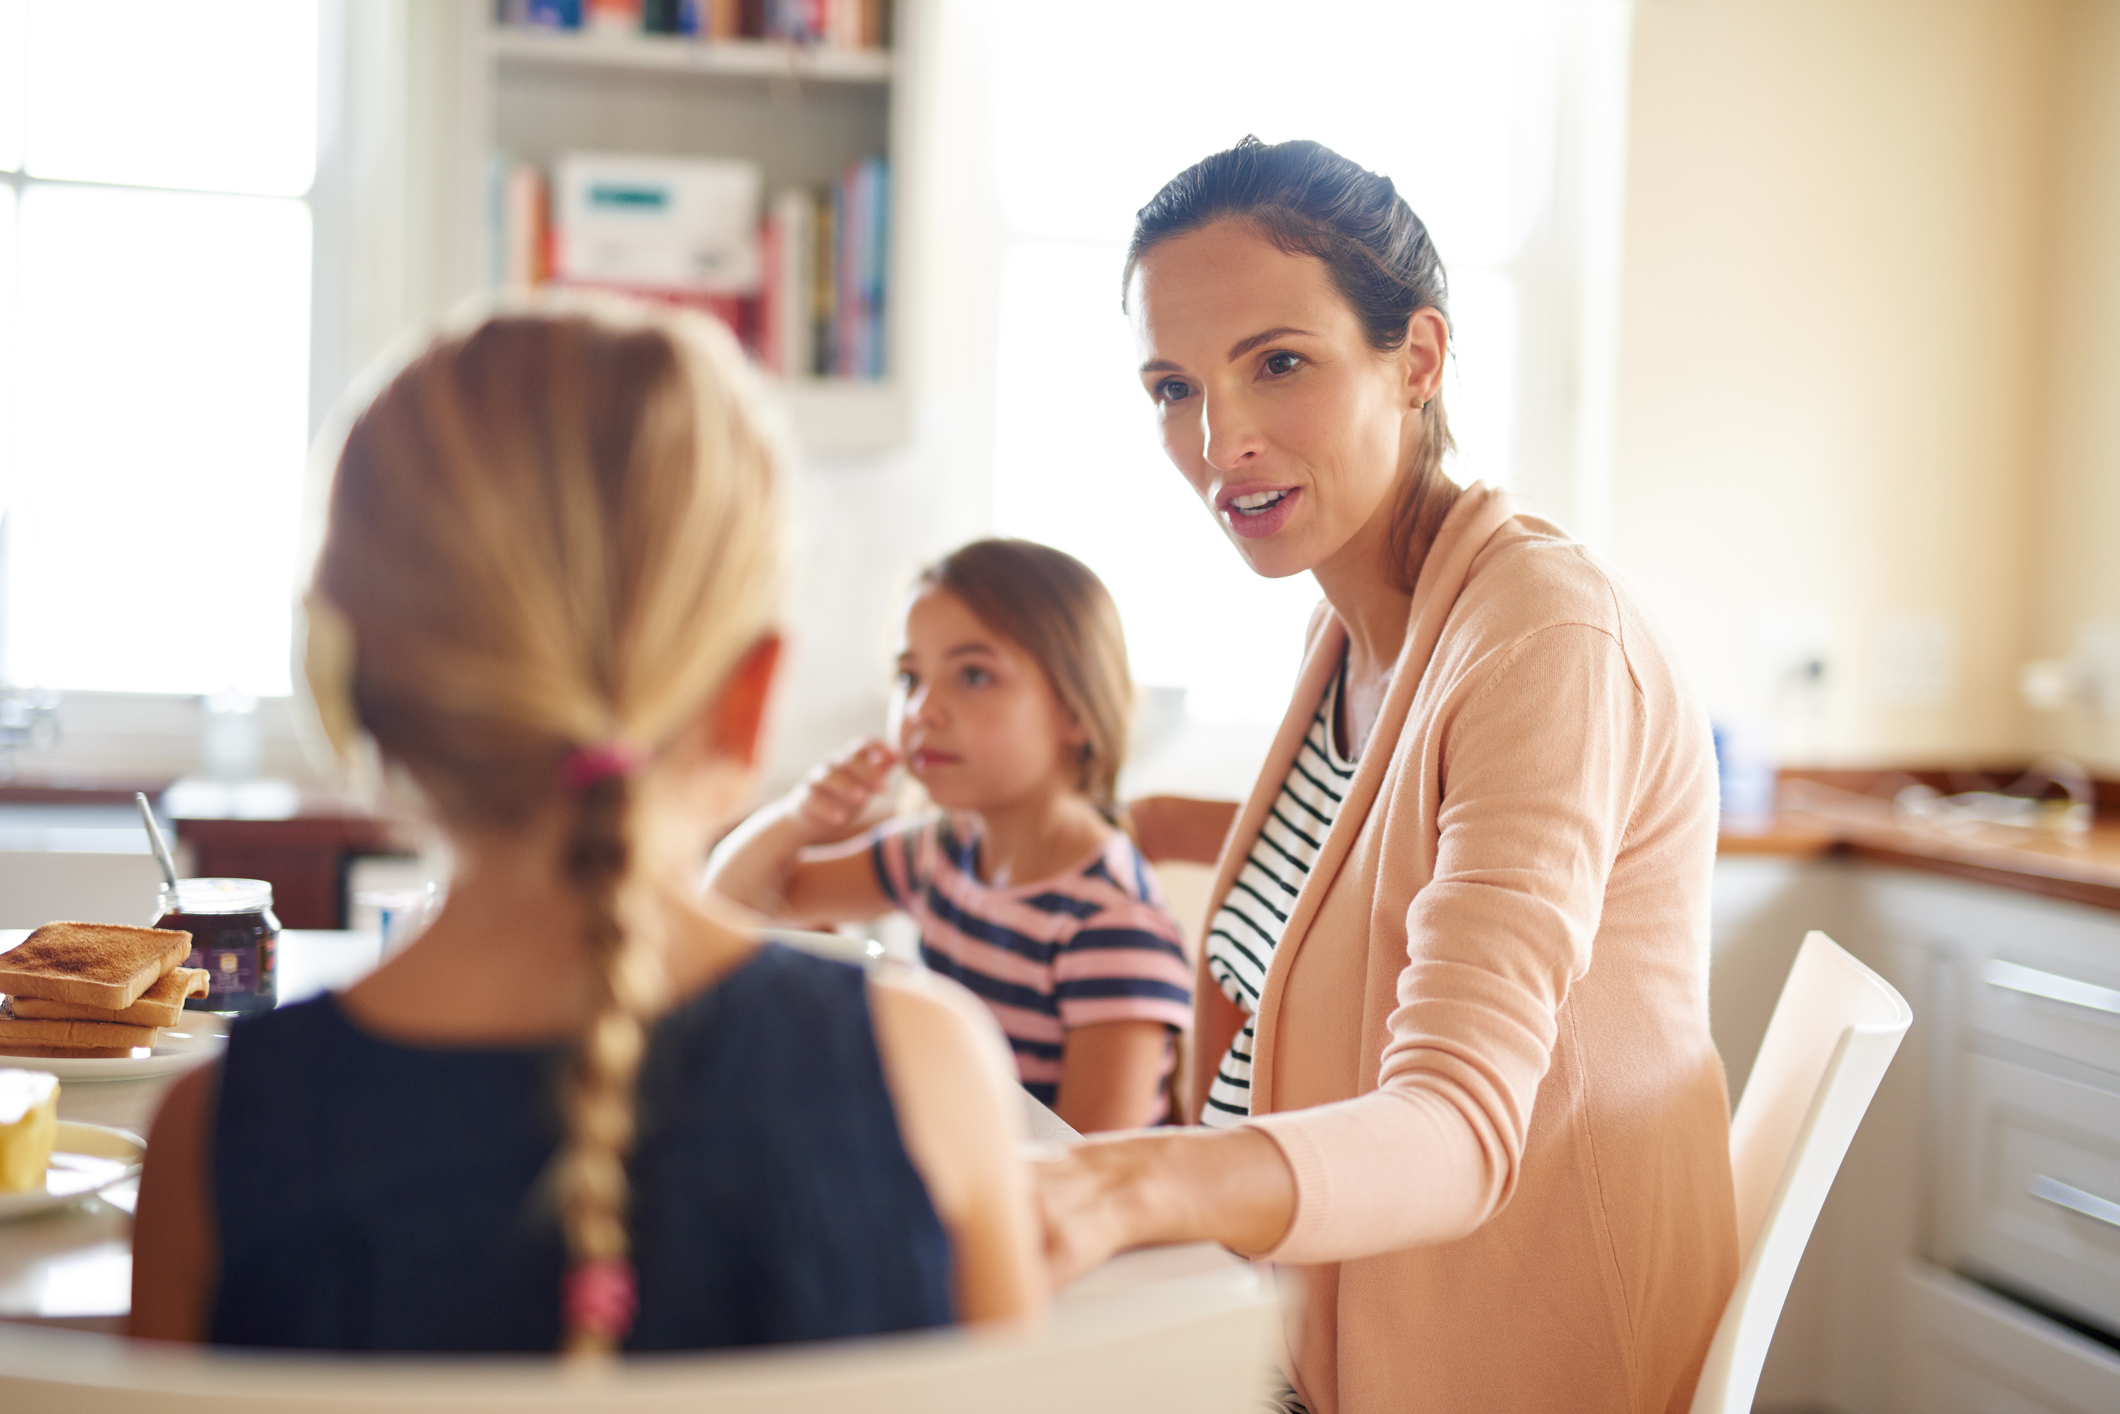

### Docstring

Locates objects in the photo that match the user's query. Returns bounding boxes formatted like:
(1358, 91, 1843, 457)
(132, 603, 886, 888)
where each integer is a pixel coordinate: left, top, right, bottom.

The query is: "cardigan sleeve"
(1245, 621, 1647, 1263)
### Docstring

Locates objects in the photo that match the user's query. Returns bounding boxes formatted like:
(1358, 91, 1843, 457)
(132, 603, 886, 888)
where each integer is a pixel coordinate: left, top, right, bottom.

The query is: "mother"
(1036, 138, 1738, 1414)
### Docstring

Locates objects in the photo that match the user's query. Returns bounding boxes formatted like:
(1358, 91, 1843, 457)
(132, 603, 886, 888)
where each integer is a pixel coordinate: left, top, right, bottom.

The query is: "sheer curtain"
(985, 1, 1632, 791)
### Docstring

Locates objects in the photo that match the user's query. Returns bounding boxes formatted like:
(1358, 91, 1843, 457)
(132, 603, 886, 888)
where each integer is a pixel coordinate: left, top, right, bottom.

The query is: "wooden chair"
(1124, 796, 1240, 1126)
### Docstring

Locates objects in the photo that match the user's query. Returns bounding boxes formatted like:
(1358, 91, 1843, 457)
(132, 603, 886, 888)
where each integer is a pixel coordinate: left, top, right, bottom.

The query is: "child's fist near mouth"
(790, 738, 899, 844)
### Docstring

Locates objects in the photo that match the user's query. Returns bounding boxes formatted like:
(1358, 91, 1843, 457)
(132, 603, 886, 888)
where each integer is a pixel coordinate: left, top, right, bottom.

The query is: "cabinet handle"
(2029, 1174, 2120, 1232)
(1983, 958, 2120, 1018)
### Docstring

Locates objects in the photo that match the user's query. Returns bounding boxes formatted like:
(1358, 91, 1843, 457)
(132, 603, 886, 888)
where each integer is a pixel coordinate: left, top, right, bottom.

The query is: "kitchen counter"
(1721, 787, 2120, 912)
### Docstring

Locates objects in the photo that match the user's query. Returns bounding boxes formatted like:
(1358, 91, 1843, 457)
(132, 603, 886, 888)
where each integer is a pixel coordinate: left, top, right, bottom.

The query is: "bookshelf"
(460, 3, 910, 455)
(487, 28, 894, 83)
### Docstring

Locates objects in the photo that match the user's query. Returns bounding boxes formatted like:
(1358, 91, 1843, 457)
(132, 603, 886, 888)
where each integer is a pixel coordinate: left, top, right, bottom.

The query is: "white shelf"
(488, 29, 892, 84)
(777, 379, 908, 456)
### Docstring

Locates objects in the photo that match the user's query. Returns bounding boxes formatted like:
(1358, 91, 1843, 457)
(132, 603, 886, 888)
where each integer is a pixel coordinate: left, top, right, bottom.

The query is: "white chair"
(0, 1262, 1274, 1413)
(1689, 930, 1914, 1414)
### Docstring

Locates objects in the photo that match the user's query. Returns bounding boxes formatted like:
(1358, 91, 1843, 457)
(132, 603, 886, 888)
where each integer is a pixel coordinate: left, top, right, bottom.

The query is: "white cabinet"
(1946, 1054, 2120, 1335)
(1709, 860, 2120, 1412)
(1896, 1264, 2120, 1414)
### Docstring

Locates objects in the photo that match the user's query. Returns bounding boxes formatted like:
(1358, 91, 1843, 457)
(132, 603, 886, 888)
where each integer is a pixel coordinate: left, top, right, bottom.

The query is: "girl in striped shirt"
(708, 540, 1192, 1133)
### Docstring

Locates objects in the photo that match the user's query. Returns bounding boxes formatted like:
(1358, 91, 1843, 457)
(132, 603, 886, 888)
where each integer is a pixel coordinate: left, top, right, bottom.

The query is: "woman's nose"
(1199, 394, 1262, 473)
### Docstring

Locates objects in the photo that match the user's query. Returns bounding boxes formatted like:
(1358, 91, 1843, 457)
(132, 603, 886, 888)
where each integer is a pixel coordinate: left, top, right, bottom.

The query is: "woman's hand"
(1030, 1127, 1298, 1289)
(1030, 1138, 1155, 1287)
(790, 738, 899, 845)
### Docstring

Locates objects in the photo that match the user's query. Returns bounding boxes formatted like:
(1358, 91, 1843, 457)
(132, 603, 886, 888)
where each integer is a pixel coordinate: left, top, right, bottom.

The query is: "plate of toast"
(0, 922, 230, 1080)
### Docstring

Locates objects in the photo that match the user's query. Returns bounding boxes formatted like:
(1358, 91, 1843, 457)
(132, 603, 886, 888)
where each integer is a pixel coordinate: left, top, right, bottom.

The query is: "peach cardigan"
(1215, 484, 1738, 1414)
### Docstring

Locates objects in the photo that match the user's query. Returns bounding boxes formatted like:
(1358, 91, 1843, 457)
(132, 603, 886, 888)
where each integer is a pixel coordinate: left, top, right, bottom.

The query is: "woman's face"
(890, 586, 1085, 813)
(1130, 218, 1443, 582)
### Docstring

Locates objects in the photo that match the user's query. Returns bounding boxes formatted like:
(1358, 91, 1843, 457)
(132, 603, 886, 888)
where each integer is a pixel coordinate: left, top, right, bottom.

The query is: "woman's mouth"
(908, 748, 960, 771)
(1219, 486, 1301, 540)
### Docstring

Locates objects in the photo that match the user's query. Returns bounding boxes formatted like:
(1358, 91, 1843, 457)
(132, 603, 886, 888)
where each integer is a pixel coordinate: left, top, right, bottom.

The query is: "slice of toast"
(0, 923, 192, 1010)
(8, 968, 208, 1027)
(0, 1010, 161, 1050)
(0, 1042, 140, 1059)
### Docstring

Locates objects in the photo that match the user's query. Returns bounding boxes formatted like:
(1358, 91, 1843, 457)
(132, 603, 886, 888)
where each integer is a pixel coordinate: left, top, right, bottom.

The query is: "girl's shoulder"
(1025, 830, 1184, 944)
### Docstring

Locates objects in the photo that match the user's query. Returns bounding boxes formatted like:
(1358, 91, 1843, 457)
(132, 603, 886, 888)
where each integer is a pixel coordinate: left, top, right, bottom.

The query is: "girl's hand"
(789, 738, 899, 845)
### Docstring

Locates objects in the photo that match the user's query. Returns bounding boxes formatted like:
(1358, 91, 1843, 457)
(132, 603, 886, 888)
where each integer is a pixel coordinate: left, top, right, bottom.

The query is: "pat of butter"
(0, 1068, 59, 1193)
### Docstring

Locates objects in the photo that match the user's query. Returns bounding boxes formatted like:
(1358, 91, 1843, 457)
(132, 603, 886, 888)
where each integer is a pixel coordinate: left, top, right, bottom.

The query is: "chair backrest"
(0, 1266, 1275, 1413)
(1689, 931, 1912, 1414)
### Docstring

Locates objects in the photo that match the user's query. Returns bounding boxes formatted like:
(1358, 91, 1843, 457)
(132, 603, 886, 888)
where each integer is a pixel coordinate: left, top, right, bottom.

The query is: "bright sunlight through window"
(0, 0, 318, 697)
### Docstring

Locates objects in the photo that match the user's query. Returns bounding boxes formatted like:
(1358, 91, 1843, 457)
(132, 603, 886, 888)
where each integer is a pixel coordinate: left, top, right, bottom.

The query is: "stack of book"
(491, 151, 889, 382)
(760, 156, 888, 380)
(499, 0, 890, 47)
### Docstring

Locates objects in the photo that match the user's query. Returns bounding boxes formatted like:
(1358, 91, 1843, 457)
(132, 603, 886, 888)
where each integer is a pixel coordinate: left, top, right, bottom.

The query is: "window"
(0, 0, 319, 699)
(987, 2, 1630, 745)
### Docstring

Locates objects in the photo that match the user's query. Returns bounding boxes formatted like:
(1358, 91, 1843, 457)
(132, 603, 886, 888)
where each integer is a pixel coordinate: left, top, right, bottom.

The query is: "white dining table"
(0, 929, 1236, 1334)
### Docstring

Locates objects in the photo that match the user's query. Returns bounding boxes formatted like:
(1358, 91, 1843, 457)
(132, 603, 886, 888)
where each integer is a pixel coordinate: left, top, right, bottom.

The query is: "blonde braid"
(313, 299, 785, 1359)
(556, 769, 664, 1356)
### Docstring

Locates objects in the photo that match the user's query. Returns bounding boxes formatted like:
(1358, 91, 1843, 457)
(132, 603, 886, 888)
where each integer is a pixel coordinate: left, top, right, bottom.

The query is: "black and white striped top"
(1201, 655, 1356, 1129)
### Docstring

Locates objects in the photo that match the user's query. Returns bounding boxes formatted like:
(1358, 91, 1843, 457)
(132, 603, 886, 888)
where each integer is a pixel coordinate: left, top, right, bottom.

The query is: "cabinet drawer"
(1967, 952, 2120, 1080)
(1945, 1054, 2120, 1335)
(1899, 1264, 2120, 1414)
(1899, 1351, 2083, 1414)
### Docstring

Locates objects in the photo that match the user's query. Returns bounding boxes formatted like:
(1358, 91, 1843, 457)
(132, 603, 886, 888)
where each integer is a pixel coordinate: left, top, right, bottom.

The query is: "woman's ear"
(706, 633, 784, 770)
(1402, 306, 1449, 409)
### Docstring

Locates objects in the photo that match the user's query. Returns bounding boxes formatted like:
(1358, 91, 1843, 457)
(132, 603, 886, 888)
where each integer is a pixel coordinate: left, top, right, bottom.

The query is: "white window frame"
(2, 0, 486, 787)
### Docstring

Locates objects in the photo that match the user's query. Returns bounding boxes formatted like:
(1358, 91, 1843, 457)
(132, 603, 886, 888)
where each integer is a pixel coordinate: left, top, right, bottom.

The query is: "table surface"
(0, 930, 1235, 1331)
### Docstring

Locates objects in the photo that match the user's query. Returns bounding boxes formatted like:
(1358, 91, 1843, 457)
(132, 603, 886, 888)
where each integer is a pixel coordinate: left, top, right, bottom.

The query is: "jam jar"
(157, 878, 280, 1016)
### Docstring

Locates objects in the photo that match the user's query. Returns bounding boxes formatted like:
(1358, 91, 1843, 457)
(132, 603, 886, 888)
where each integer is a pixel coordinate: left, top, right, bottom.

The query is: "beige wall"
(2027, 0, 2120, 773)
(1606, 0, 2067, 767)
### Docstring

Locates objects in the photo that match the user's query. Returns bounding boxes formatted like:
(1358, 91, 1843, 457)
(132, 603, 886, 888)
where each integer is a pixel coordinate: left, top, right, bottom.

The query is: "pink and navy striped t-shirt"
(868, 814, 1194, 1105)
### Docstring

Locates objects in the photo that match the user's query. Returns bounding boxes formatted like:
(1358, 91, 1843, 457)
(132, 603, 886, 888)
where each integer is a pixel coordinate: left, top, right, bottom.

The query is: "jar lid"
(162, 877, 273, 915)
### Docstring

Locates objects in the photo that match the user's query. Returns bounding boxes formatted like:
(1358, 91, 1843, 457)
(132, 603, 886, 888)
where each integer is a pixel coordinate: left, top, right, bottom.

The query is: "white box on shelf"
(554, 153, 762, 294)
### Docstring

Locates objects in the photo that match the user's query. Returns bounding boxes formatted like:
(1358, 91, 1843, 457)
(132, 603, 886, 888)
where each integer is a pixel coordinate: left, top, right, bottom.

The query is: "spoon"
(134, 793, 182, 902)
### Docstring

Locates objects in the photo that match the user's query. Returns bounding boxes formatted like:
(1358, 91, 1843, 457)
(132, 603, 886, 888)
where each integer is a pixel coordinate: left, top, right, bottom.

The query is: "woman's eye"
(1153, 377, 1193, 403)
(959, 664, 993, 688)
(1262, 350, 1303, 377)
(894, 669, 917, 690)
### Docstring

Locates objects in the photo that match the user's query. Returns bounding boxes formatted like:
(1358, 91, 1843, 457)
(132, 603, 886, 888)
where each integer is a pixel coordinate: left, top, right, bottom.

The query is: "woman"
(1034, 138, 1738, 1414)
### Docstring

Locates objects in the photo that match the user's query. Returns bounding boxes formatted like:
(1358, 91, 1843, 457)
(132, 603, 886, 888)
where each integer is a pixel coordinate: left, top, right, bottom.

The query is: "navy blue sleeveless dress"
(208, 944, 954, 1351)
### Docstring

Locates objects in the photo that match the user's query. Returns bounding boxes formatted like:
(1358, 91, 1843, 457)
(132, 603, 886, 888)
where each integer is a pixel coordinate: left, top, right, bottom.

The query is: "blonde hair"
(313, 301, 783, 1355)
(918, 539, 1133, 817)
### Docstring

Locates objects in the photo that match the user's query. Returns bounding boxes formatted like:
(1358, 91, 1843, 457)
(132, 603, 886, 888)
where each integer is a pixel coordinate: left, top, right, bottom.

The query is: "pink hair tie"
(563, 1257, 637, 1343)
(560, 741, 644, 792)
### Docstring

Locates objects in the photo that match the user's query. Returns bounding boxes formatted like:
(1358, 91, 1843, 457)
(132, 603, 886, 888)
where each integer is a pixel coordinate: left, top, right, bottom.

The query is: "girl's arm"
(130, 1062, 220, 1341)
(705, 738, 899, 923)
(1054, 1021, 1173, 1133)
(868, 966, 1047, 1323)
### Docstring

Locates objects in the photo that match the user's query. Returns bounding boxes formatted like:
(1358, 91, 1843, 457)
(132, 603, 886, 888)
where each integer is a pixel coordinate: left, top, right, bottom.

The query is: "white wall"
(2026, 0, 2120, 774)
(757, 0, 1006, 796)
(1605, 0, 2063, 768)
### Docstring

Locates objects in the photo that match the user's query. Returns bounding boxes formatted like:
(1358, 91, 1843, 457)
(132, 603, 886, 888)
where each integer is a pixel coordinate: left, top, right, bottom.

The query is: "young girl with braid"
(128, 304, 1044, 1352)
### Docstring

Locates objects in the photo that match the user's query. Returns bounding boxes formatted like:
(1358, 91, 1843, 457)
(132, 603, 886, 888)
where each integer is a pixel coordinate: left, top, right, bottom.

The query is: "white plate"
(3, 1012, 228, 1081)
(0, 1120, 144, 1222)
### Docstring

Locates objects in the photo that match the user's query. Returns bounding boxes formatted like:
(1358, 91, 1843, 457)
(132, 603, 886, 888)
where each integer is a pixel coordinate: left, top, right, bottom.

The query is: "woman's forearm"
(1035, 1125, 1296, 1285)
(701, 800, 807, 916)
